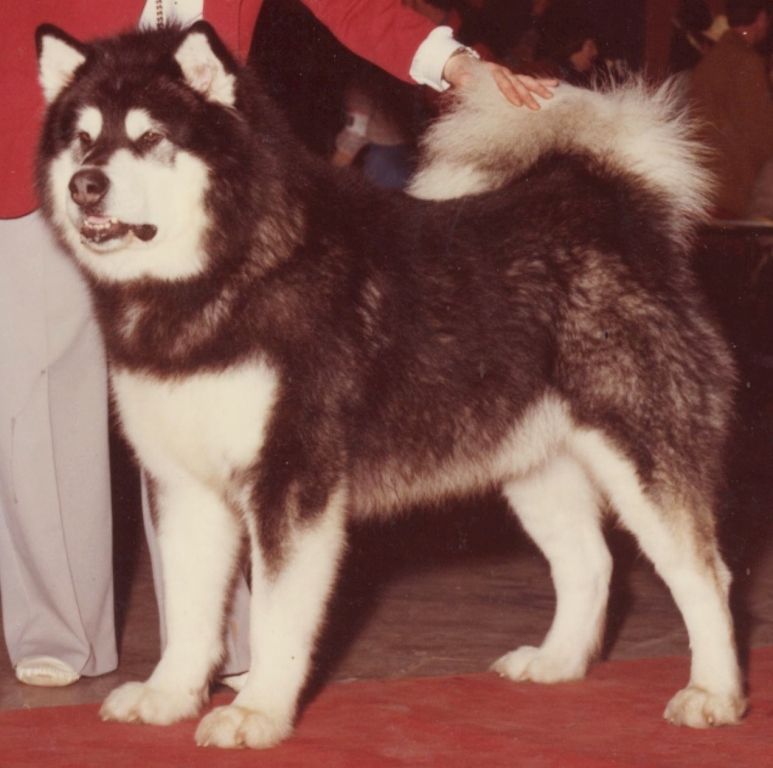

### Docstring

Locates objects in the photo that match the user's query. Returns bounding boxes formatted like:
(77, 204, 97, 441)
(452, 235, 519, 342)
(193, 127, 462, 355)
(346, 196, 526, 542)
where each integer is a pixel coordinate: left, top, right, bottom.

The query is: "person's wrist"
(447, 45, 480, 63)
(442, 46, 480, 87)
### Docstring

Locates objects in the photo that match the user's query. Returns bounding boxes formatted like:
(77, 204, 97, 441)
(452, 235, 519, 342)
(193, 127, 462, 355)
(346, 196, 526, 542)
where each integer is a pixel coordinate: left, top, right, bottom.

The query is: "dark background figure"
(332, 63, 420, 190)
(669, 0, 715, 73)
(688, 0, 773, 219)
(250, 0, 359, 156)
(251, 0, 428, 185)
(502, 0, 557, 69)
(542, 28, 602, 87)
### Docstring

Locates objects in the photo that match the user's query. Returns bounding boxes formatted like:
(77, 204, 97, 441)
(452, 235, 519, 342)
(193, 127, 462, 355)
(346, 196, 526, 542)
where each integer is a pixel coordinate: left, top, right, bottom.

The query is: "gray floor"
(2, 404, 773, 713)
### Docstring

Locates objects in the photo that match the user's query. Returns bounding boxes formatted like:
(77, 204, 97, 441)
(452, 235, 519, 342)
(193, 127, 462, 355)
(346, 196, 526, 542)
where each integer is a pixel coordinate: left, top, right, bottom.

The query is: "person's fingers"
(492, 67, 526, 107)
(515, 73, 558, 100)
(497, 68, 548, 110)
(488, 65, 556, 110)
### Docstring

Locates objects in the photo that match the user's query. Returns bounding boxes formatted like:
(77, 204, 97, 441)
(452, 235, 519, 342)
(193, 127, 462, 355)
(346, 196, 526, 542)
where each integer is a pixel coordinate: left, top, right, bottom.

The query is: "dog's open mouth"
(80, 216, 158, 246)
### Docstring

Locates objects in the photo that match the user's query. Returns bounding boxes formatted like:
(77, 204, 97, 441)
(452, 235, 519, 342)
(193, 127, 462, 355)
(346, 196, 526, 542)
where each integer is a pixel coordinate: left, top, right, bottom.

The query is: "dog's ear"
(174, 21, 237, 107)
(36, 25, 88, 103)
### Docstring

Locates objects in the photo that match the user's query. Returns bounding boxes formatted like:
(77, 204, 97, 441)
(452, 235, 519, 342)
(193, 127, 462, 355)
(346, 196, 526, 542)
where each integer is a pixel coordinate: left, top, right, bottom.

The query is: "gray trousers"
(0, 212, 117, 675)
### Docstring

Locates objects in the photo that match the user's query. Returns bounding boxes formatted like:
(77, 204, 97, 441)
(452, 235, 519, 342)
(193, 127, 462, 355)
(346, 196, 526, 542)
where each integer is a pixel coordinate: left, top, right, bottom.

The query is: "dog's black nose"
(69, 169, 110, 208)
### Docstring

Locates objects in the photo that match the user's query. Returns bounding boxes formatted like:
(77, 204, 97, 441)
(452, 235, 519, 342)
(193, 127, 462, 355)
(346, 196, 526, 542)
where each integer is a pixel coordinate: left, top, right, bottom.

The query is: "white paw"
(664, 685, 747, 728)
(195, 704, 292, 750)
(491, 645, 587, 684)
(99, 681, 204, 725)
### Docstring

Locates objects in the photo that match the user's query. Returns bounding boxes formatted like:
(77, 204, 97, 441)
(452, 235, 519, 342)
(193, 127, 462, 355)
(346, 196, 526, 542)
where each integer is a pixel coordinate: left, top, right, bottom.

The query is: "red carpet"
(3, 649, 772, 767)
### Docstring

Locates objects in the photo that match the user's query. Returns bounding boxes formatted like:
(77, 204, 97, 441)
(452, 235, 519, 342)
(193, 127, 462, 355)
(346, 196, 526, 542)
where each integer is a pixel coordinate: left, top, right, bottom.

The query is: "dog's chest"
(111, 363, 278, 487)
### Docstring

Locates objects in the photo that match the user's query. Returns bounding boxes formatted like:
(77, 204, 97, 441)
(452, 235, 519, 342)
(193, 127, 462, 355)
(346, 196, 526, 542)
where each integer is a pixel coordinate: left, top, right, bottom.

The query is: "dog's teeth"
(85, 217, 117, 230)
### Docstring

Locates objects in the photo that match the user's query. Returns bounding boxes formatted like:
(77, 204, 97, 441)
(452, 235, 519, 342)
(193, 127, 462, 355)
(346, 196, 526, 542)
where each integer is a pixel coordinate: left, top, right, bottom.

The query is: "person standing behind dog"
(2, 0, 554, 689)
(688, 0, 773, 219)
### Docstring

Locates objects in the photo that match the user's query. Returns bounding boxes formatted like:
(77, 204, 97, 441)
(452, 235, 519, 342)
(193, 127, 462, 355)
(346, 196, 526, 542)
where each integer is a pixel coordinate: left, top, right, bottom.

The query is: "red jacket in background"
(2, 0, 435, 218)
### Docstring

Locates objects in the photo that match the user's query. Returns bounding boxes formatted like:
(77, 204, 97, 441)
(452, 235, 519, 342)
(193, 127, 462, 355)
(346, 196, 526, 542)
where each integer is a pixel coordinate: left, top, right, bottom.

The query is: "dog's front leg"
(101, 477, 242, 725)
(196, 488, 347, 749)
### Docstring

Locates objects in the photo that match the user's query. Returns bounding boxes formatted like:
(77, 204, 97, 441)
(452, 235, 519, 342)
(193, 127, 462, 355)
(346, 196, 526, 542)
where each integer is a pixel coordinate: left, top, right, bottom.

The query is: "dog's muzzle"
(69, 168, 158, 246)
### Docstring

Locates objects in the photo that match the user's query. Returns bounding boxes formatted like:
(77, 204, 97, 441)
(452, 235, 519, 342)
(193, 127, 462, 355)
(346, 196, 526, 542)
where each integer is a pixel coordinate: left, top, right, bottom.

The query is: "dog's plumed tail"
(409, 69, 711, 250)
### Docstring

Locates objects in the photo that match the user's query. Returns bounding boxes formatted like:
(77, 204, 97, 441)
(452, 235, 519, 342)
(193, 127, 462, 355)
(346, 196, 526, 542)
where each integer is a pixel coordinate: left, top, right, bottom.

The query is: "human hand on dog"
(442, 54, 557, 111)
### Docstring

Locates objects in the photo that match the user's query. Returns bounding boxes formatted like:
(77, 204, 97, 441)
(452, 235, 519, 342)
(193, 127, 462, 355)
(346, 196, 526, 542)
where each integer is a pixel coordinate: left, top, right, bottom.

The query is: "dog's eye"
(78, 131, 93, 148)
(139, 130, 163, 148)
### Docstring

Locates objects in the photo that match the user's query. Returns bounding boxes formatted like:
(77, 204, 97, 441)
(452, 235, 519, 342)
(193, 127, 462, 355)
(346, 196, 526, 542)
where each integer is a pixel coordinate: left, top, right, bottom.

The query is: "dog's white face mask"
(37, 27, 236, 283)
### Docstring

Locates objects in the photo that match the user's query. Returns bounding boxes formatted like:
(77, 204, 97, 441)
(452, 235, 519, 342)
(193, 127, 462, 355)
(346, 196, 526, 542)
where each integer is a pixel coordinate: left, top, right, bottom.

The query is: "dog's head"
(36, 22, 246, 283)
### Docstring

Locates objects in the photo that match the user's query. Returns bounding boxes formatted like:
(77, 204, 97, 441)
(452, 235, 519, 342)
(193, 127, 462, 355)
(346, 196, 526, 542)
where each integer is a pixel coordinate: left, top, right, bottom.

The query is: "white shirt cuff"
(409, 26, 462, 92)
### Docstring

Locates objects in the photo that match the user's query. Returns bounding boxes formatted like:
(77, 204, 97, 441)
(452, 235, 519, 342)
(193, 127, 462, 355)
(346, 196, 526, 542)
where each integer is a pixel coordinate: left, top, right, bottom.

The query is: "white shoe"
(15, 656, 80, 687)
(218, 672, 248, 692)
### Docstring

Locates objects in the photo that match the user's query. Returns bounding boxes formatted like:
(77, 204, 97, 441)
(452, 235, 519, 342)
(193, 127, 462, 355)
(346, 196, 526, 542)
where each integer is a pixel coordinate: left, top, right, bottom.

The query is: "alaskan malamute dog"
(36, 22, 745, 749)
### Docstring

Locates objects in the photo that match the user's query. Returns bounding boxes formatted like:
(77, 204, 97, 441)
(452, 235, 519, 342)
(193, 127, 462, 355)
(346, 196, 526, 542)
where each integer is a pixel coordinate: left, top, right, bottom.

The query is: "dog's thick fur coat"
(36, 22, 745, 749)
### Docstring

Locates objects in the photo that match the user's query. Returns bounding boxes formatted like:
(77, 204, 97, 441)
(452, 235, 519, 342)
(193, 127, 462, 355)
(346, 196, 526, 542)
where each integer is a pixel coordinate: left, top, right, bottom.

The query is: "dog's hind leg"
(101, 478, 242, 725)
(493, 453, 612, 683)
(196, 489, 347, 749)
(574, 430, 746, 728)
